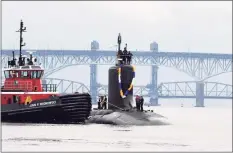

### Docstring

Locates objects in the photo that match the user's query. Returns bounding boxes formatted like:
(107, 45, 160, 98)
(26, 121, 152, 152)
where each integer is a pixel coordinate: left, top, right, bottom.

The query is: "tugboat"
(1, 20, 92, 124)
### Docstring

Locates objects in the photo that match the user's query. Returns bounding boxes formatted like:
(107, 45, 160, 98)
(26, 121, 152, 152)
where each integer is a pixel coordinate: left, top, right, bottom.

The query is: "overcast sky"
(2, 1, 232, 95)
(2, 1, 232, 53)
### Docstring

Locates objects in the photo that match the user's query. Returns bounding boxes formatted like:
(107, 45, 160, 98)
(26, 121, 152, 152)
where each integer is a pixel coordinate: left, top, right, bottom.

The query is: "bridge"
(2, 41, 232, 107)
(43, 78, 232, 99)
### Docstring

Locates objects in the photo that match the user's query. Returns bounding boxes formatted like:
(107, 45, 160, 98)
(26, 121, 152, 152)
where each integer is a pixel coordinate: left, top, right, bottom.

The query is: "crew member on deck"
(127, 51, 132, 65)
(98, 96, 102, 109)
(117, 50, 123, 65)
(123, 48, 127, 64)
(123, 43, 128, 64)
(102, 95, 107, 109)
(135, 95, 140, 111)
(139, 96, 144, 111)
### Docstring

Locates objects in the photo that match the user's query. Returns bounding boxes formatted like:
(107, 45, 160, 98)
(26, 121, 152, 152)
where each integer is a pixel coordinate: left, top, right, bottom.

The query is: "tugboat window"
(21, 71, 28, 78)
(10, 71, 19, 78)
(31, 71, 37, 78)
(24, 71, 28, 77)
(9, 71, 15, 78)
(37, 71, 42, 78)
(4, 71, 10, 79)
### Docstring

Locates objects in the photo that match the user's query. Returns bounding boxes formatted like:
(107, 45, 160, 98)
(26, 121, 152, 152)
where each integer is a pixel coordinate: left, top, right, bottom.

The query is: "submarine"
(87, 34, 169, 126)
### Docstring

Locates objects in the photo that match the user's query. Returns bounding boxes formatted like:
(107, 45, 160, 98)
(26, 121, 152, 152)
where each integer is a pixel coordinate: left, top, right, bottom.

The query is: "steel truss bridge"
(43, 78, 232, 99)
(2, 49, 233, 107)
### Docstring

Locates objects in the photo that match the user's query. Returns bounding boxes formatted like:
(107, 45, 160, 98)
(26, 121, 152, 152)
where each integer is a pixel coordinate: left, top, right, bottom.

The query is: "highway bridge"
(2, 41, 232, 107)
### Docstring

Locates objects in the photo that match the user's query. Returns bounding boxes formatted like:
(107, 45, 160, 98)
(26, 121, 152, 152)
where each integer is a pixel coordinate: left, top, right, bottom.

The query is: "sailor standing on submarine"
(98, 96, 102, 109)
(140, 96, 144, 111)
(135, 95, 141, 111)
(127, 51, 132, 65)
(123, 44, 128, 64)
(102, 95, 107, 109)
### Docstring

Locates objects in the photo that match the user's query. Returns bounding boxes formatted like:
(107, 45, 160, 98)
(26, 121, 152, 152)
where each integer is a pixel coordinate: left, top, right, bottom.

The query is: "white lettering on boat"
(29, 101, 57, 107)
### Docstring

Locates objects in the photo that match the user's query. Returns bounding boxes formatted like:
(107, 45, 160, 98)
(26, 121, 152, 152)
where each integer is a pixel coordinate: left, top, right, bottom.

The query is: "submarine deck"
(87, 109, 169, 126)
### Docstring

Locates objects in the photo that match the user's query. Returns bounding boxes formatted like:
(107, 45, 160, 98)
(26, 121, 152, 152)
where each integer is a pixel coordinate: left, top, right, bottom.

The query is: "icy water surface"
(2, 101, 232, 152)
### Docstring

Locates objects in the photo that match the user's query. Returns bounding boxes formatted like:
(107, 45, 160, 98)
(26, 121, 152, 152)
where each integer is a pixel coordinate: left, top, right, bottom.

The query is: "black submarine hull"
(87, 109, 169, 126)
(88, 64, 169, 126)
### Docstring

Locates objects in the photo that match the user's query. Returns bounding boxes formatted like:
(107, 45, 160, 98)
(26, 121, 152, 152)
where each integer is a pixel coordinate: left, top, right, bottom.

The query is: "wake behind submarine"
(87, 34, 169, 126)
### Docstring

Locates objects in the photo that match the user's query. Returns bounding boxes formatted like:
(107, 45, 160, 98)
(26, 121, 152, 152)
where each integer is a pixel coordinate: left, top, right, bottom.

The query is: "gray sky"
(2, 1, 232, 91)
(2, 1, 232, 53)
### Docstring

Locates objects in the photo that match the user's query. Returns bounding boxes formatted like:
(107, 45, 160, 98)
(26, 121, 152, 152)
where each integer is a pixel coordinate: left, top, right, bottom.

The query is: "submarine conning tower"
(108, 33, 135, 110)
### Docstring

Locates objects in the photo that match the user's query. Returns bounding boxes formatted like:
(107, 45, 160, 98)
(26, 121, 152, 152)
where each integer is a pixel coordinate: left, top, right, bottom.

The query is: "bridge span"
(43, 78, 232, 107)
(2, 41, 232, 106)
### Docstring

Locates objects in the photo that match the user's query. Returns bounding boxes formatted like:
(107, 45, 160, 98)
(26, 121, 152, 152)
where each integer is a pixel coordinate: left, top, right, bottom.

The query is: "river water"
(2, 100, 232, 152)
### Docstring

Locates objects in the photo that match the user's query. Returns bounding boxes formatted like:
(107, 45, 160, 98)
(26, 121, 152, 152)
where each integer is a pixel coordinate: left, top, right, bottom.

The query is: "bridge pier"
(149, 42, 159, 106)
(149, 65, 159, 106)
(195, 81, 205, 107)
(90, 41, 99, 104)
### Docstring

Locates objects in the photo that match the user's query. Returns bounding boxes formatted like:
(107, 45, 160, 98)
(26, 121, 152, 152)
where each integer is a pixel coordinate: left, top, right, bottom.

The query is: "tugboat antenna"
(16, 20, 27, 66)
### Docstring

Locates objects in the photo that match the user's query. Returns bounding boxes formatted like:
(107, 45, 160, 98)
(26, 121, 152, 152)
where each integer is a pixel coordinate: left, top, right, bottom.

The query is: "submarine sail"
(108, 33, 135, 110)
(108, 65, 135, 110)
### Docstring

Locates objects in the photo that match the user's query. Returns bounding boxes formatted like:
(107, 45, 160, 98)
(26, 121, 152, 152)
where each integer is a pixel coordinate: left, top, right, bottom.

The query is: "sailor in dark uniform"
(127, 51, 132, 65)
(139, 96, 144, 111)
(98, 96, 102, 109)
(123, 47, 127, 64)
(135, 95, 140, 111)
(117, 50, 123, 65)
(123, 43, 128, 64)
(102, 95, 107, 109)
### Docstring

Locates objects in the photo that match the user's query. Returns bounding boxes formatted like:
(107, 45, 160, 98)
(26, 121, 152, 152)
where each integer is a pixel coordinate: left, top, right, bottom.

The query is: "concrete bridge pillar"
(195, 81, 205, 107)
(149, 65, 159, 106)
(90, 41, 99, 104)
(149, 42, 159, 106)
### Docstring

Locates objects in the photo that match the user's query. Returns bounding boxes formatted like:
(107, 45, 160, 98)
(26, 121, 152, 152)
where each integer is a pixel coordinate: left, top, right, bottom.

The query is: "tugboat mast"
(16, 20, 27, 66)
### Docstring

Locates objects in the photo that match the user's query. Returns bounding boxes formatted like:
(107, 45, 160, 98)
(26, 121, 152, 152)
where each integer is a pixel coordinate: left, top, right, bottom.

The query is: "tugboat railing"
(42, 84, 57, 92)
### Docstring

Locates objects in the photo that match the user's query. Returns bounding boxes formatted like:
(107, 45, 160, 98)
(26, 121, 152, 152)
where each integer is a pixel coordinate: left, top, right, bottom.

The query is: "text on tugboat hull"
(29, 101, 56, 107)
